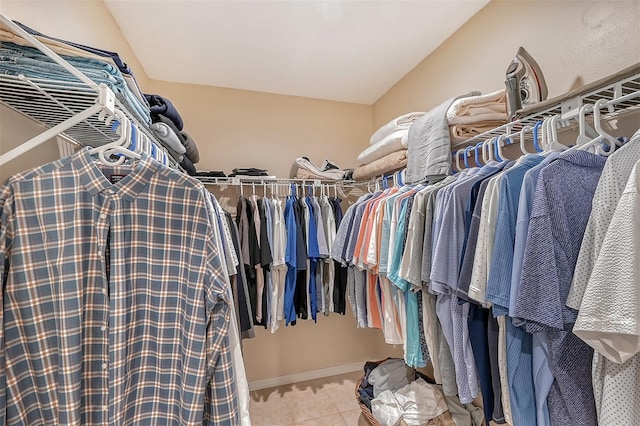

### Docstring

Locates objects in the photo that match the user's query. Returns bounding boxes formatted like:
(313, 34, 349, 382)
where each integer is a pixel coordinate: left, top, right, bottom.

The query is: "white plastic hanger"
(88, 110, 141, 166)
(592, 98, 619, 156)
(495, 135, 509, 161)
(481, 138, 494, 164)
(474, 142, 484, 166)
(520, 126, 533, 155)
(575, 103, 594, 147)
(543, 115, 569, 153)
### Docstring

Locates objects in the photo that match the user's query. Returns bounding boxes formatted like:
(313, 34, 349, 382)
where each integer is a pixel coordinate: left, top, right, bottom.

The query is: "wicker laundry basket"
(355, 371, 382, 426)
(355, 359, 435, 426)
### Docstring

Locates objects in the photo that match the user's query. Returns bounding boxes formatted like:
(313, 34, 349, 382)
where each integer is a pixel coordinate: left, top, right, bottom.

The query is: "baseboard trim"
(248, 362, 363, 391)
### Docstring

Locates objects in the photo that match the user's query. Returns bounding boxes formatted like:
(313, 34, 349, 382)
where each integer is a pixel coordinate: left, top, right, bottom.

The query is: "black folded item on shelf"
(194, 171, 226, 178)
(229, 168, 269, 177)
(180, 156, 197, 175)
(145, 94, 184, 130)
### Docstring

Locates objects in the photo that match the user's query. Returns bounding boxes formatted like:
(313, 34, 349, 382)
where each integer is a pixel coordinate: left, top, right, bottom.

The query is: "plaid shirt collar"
(73, 148, 160, 201)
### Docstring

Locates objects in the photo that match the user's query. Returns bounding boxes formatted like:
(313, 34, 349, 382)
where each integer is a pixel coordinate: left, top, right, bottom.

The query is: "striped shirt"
(0, 148, 237, 425)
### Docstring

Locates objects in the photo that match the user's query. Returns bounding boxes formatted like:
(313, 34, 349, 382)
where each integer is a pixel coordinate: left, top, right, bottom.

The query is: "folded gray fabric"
(368, 358, 416, 397)
(180, 131, 200, 164)
(150, 122, 186, 154)
(406, 91, 479, 184)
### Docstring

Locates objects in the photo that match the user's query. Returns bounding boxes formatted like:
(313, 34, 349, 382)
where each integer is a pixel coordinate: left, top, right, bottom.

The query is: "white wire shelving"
(451, 70, 640, 150)
(0, 13, 182, 170)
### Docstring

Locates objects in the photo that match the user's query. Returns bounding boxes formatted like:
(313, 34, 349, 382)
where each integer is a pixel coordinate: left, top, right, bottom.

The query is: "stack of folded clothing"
(145, 94, 200, 175)
(229, 168, 275, 178)
(446, 89, 508, 143)
(352, 112, 424, 181)
(3, 21, 148, 119)
(290, 157, 348, 181)
(0, 40, 151, 126)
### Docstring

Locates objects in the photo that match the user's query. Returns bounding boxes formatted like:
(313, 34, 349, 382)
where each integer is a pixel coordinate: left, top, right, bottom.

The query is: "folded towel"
(180, 156, 197, 175)
(406, 92, 477, 184)
(353, 150, 407, 181)
(446, 89, 507, 125)
(449, 121, 506, 143)
(290, 157, 346, 181)
(150, 122, 187, 155)
(370, 112, 425, 145)
(358, 130, 408, 165)
(145, 94, 184, 130)
(180, 131, 200, 164)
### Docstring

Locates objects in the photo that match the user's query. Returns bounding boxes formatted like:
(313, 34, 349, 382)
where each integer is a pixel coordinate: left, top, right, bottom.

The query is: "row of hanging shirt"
(233, 185, 349, 334)
(331, 125, 640, 426)
(0, 145, 255, 424)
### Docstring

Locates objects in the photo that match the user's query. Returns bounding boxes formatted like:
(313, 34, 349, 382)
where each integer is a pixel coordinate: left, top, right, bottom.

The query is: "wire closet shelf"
(451, 71, 640, 150)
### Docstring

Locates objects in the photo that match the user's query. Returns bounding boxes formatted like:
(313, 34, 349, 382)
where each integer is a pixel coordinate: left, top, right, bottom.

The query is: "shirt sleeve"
(204, 230, 238, 424)
(0, 185, 13, 425)
(573, 185, 640, 364)
(486, 179, 516, 315)
(513, 177, 564, 333)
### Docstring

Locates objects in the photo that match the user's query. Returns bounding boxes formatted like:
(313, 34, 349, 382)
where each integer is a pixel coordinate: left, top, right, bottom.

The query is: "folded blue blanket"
(0, 42, 151, 125)
(145, 94, 184, 131)
(14, 20, 132, 75)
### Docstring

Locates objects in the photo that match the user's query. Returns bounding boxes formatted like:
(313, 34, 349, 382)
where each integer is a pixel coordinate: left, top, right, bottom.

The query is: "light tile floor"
(249, 371, 505, 426)
(249, 371, 369, 426)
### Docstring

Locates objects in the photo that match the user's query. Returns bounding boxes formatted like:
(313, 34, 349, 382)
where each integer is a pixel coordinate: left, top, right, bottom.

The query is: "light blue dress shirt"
(508, 152, 560, 426)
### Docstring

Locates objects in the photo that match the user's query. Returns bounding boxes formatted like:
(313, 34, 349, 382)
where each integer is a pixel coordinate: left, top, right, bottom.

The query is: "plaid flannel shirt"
(0, 149, 237, 425)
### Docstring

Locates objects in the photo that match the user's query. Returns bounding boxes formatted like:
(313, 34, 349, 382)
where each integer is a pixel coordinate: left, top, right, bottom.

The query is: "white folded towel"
(358, 130, 408, 165)
(370, 112, 425, 145)
(446, 89, 507, 125)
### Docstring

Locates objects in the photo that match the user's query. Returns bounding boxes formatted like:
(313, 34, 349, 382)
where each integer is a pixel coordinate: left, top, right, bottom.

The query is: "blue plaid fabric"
(0, 148, 237, 425)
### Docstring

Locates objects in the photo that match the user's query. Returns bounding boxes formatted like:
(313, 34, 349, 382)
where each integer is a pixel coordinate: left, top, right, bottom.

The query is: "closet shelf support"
(0, 103, 101, 167)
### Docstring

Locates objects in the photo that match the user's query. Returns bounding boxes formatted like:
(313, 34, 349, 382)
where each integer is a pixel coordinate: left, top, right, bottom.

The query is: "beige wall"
(144, 80, 371, 177)
(373, 0, 640, 128)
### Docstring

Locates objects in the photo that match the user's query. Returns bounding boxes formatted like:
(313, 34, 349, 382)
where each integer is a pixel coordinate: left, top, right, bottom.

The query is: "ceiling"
(104, 0, 489, 105)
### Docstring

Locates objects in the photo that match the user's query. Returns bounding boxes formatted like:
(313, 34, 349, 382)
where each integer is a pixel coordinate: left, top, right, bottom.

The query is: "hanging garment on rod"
(0, 147, 242, 424)
(229, 185, 348, 332)
(333, 125, 640, 426)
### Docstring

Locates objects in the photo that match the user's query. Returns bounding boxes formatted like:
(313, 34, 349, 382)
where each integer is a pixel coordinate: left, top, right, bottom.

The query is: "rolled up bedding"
(353, 150, 407, 181)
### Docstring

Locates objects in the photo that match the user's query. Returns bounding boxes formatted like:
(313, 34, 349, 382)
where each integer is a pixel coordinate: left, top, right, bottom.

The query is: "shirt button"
(102, 363, 107, 370)
(103, 405, 108, 411)
(101, 288, 108, 295)
(107, 189, 114, 194)
(101, 325, 107, 332)
(100, 213, 107, 219)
